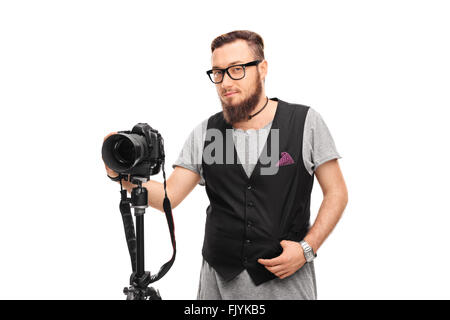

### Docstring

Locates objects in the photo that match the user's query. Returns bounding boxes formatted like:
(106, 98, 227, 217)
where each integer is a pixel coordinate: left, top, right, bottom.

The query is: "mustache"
(223, 90, 240, 95)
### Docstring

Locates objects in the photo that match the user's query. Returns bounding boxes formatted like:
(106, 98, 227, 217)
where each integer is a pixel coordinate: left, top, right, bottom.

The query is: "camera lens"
(113, 139, 135, 166)
(102, 133, 147, 173)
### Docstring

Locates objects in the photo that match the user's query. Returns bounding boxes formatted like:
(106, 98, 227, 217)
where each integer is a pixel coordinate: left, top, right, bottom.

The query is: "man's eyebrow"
(212, 60, 244, 69)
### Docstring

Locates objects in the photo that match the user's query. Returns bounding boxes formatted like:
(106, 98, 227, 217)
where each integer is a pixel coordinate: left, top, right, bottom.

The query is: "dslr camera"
(102, 123, 164, 180)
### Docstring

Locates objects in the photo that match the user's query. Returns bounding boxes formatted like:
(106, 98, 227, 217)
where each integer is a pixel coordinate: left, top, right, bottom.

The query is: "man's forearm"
(304, 192, 348, 253)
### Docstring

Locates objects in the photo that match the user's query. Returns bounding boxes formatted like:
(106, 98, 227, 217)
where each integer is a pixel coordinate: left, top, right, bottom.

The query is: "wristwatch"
(300, 240, 317, 263)
(107, 173, 122, 181)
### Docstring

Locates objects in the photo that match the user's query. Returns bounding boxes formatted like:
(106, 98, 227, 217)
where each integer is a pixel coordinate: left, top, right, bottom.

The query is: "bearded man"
(104, 30, 348, 300)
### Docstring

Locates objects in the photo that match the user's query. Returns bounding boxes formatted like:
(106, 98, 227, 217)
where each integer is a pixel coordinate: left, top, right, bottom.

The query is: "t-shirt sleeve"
(172, 118, 208, 186)
(302, 107, 342, 175)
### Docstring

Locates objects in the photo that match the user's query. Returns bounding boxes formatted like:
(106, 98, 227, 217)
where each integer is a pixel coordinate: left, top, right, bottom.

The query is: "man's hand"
(257, 240, 306, 279)
(103, 132, 119, 178)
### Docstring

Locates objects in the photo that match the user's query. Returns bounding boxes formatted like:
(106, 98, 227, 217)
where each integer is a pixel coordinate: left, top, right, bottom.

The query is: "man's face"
(211, 40, 266, 124)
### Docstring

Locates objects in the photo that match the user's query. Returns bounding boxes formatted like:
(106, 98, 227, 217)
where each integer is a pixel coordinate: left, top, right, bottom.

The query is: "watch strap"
(107, 173, 122, 181)
(300, 240, 316, 262)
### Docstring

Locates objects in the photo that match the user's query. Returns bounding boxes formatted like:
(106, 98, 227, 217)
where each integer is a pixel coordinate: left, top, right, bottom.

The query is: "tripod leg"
(135, 211, 145, 277)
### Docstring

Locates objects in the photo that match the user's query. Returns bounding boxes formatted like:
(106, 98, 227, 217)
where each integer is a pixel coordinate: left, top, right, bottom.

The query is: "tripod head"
(130, 177, 149, 214)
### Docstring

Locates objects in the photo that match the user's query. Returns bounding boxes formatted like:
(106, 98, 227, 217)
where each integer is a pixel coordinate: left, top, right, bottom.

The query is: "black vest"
(201, 98, 314, 285)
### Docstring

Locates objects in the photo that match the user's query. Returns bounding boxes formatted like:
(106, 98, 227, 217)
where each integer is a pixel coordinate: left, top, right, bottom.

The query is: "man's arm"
(304, 158, 348, 253)
(258, 159, 347, 279)
(119, 166, 201, 213)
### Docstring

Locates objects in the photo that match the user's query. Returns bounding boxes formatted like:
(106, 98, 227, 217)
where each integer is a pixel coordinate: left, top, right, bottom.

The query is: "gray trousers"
(197, 258, 317, 300)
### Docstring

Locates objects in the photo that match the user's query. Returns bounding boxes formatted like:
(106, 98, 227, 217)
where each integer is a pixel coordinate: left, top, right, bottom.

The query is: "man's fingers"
(277, 271, 291, 279)
(265, 265, 290, 279)
(103, 131, 117, 142)
(258, 258, 280, 267)
(265, 265, 285, 274)
(258, 256, 284, 267)
(260, 259, 294, 279)
(102, 132, 120, 179)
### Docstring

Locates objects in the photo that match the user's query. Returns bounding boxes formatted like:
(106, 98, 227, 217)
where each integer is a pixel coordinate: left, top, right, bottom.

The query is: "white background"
(1, 0, 449, 299)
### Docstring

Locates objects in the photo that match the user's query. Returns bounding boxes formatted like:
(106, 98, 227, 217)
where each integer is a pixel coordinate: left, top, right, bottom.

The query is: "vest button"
(247, 185, 253, 190)
(245, 239, 252, 245)
(247, 201, 254, 207)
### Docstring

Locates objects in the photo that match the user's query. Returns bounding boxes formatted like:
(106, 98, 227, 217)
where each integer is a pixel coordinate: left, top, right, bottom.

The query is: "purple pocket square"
(276, 152, 295, 167)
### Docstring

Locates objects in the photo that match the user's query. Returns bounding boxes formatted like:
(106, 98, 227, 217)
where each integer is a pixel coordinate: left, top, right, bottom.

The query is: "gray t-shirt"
(172, 106, 342, 183)
(172, 106, 342, 299)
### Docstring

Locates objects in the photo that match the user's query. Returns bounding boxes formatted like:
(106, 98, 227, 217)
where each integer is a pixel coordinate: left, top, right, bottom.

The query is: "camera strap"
(118, 162, 176, 283)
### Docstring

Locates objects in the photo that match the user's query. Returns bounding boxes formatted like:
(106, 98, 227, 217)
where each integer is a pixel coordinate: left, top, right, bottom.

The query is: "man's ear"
(258, 59, 268, 83)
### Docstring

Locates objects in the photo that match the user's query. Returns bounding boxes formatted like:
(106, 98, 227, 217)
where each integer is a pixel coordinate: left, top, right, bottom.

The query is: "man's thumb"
(280, 240, 290, 249)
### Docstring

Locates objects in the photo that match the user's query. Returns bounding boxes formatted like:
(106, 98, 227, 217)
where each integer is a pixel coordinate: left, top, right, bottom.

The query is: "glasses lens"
(210, 70, 223, 83)
(228, 66, 245, 80)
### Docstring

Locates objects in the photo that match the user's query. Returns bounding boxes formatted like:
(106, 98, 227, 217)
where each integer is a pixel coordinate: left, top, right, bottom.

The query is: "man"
(104, 30, 348, 300)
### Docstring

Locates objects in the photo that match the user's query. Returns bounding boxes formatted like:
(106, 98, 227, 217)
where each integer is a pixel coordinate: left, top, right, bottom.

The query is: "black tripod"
(116, 170, 176, 300)
(122, 176, 161, 300)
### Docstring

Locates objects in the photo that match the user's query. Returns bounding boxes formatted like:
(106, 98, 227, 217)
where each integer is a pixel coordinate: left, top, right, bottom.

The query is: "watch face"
(305, 251, 314, 262)
(301, 242, 314, 262)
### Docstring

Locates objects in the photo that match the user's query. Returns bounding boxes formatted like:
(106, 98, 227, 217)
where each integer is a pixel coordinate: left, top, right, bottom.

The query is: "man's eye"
(213, 70, 223, 76)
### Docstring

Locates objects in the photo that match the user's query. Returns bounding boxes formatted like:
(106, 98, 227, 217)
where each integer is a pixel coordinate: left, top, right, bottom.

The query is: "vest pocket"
(257, 239, 283, 260)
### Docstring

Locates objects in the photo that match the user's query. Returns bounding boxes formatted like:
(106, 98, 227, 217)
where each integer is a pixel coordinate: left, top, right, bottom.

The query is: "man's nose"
(220, 71, 234, 88)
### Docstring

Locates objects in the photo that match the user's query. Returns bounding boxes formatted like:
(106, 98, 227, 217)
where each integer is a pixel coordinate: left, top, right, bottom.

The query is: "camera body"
(102, 123, 164, 179)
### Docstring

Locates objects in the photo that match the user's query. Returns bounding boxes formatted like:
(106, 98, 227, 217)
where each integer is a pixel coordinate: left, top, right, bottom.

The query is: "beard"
(221, 78, 263, 125)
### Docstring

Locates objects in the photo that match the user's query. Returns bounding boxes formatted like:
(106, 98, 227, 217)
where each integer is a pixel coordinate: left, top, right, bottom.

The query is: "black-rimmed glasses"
(206, 60, 262, 84)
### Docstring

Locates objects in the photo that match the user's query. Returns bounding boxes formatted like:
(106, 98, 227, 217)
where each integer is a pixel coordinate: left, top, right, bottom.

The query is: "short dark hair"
(211, 30, 265, 61)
